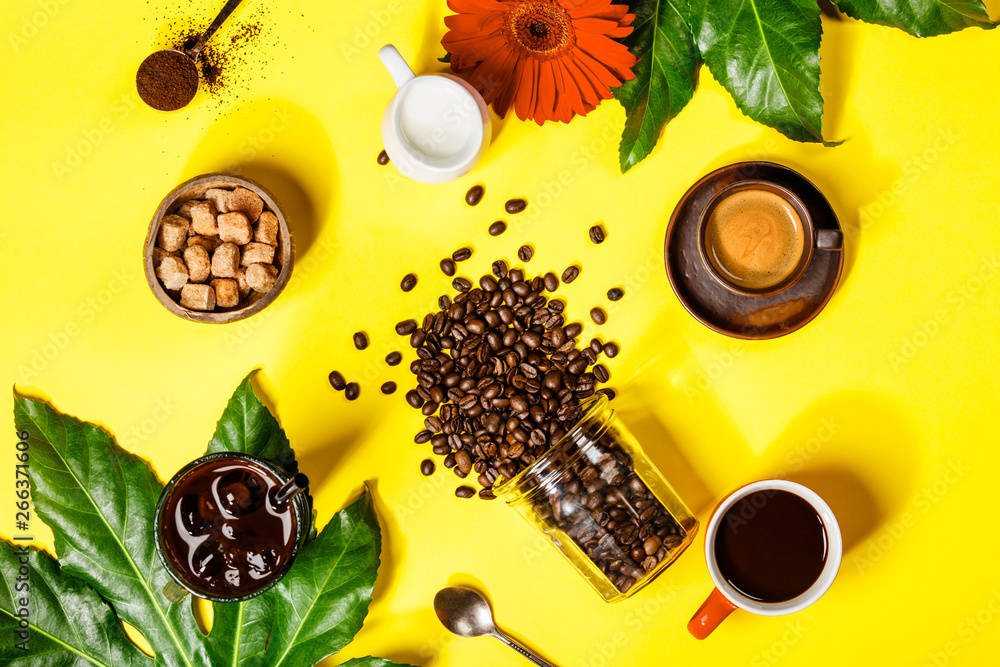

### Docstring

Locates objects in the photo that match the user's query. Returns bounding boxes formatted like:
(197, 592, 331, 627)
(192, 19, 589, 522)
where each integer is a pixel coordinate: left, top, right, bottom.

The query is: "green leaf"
(339, 659, 416, 667)
(203, 370, 314, 667)
(13, 393, 209, 667)
(246, 489, 382, 667)
(832, 0, 996, 37)
(0, 543, 149, 667)
(614, 0, 701, 172)
(206, 370, 296, 470)
(678, 0, 835, 144)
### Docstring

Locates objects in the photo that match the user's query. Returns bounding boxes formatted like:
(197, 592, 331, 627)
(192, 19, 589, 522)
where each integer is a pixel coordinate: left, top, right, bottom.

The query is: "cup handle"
(687, 587, 737, 639)
(816, 228, 843, 251)
(162, 579, 189, 604)
(378, 44, 416, 89)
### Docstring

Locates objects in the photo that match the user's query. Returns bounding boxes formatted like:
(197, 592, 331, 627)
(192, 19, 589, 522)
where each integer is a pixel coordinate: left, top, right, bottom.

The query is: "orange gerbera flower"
(442, 0, 637, 124)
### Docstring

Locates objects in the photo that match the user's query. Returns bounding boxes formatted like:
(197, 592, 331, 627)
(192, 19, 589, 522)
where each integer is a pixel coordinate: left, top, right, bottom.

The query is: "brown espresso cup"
(697, 181, 842, 297)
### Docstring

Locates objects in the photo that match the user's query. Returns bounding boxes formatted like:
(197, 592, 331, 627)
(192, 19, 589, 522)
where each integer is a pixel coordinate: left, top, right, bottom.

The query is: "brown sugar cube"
(217, 211, 252, 245)
(180, 283, 216, 311)
(241, 242, 275, 267)
(186, 235, 221, 252)
(245, 263, 278, 293)
(234, 268, 252, 297)
(190, 200, 219, 235)
(156, 256, 189, 290)
(211, 242, 240, 278)
(203, 188, 232, 213)
(175, 200, 200, 221)
(183, 246, 211, 283)
(152, 247, 178, 267)
(211, 278, 240, 308)
(226, 187, 264, 222)
(254, 211, 279, 246)
(157, 215, 189, 252)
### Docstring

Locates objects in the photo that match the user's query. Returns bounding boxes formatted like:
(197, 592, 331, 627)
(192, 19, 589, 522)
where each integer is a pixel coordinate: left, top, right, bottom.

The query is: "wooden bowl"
(144, 173, 294, 323)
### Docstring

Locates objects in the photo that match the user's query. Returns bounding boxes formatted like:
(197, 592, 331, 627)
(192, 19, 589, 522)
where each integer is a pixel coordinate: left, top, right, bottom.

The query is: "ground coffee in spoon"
(136, 49, 199, 111)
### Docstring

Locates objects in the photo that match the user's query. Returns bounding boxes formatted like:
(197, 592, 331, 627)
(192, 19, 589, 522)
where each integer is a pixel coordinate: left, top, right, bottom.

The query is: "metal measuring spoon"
(136, 0, 245, 111)
(434, 587, 556, 666)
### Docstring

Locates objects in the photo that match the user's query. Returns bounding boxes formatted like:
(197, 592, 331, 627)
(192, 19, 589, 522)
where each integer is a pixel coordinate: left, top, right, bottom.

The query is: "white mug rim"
(704, 479, 842, 616)
(388, 74, 484, 173)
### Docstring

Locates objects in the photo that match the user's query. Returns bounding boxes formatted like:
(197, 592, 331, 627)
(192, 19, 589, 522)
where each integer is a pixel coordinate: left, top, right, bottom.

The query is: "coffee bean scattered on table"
(452, 277, 472, 292)
(400, 273, 417, 292)
(589, 224, 606, 244)
(562, 265, 580, 284)
(377, 150, 390, 165)
(386, 351, 403, 366)
(489, 220, 507, 236)
(395, 319, 417, 335)
(353, 332, 369, 350)
(345, 383, 360, 400)
(455, 485, 476, 498)
(465, 185, 484, 206)
(328, 371, 346, 390)
(381, 381, 397, 395)
(603, 342, 619, 358)
(607, 287, 624, 301)
(505, 198, 527, 214)
(452, 247, 473, 262)
(421, 459, 435, 476)
(518, 245, 534, 262)
(591, 307, 607, 325)
(440, 258, 457, 276)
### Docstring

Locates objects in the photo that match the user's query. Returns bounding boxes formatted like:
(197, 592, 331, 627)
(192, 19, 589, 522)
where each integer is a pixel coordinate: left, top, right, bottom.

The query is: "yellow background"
(2, 1, 1000, 665)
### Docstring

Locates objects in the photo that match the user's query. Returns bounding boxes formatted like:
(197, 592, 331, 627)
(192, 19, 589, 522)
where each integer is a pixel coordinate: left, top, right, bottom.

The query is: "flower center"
(505, 1, 574, 59)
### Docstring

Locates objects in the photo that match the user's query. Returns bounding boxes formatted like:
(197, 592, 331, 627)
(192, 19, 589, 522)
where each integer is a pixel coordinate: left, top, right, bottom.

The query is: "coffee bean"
(607, 287, 624, 301)
(384, 351, 402, 367)
(603, 342, 619, 358)
(328, 371, 346, 390)
(395, 319, 417, 335)
(590, 307, 607, 325)
(562, 265, 580, 283)
(593, 364, 610, 383)
(345, 383, 360, 400)
(598, 387, 616, 400)
(644, 535, 662, 556)
(489, 220, 507, 236)
(381, 381, 397, 395)
(564, 322, 583, 339)
(421, 459, 435, 476)
(400, 273, 417, 292)
(479, 488, 497, 500)
(452, 277, 472, 292)
(505, 198, 527, 214)
(543, 272, 559, 292)
(455, 485, 475, 498)
(405, 389, 423, 408)
(377, 149, 389, 165)
(492, 259, 508, 278)
(455, 450, 472, 474)
(440, 258, 457, 276)
(589, 224, 606, 244)
(518, 245, 533, 262)
(415, 430, 432, 444)
(452, 247, 473, 262)
(465, 184, 484, 206)
(353, 332, 369, 350)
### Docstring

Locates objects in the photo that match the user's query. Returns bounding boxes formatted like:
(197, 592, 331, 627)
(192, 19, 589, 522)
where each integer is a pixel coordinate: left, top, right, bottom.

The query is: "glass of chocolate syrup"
(154, 453, 311, 603)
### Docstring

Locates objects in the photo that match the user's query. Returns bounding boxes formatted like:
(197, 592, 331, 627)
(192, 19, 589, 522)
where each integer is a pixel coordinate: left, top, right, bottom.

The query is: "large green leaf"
(677, 0, 835, 144)
(204, 370, 311, 667)
(0, 543, 149, 667)
(247, 490, 382, 667)
(206, 370, 296, 470)
(614, 0, 702, 172)
(13, 394, 209, 667)
(832, 0, 996, 37)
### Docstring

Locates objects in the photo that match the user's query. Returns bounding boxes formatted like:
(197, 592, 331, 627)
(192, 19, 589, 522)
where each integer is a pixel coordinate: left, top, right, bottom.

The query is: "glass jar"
(494, 394, 698, 602)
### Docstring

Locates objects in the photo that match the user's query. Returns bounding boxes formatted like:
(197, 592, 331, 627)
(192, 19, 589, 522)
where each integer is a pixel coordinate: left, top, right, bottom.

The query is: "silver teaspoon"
(433, 587, 557, 666)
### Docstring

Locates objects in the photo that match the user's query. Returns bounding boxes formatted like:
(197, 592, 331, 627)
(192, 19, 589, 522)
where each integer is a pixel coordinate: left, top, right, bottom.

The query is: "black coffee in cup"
(159, 457, 298, 597)
(714, 489, 828, 603)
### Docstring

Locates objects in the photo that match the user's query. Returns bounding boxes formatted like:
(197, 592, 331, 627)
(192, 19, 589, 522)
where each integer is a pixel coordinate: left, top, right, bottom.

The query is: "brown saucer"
(665, 162, 844, 340)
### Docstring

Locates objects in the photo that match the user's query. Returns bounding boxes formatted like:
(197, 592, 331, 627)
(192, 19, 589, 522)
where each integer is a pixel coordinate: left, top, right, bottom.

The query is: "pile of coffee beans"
(402, 262, 616, 500)
(521, 426, 687, 593)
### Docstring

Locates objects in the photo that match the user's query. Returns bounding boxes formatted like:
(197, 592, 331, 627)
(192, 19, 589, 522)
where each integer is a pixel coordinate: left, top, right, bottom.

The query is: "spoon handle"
(189, 0, 245, 61)
(493, 630, 556, 667)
